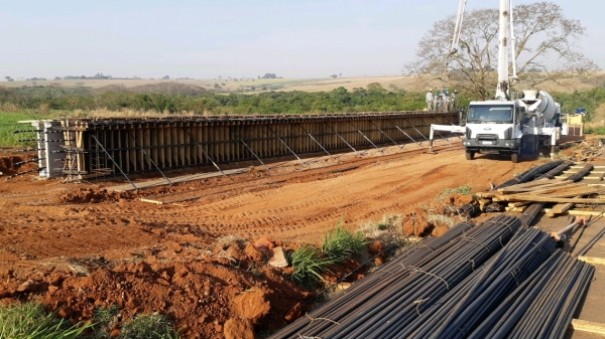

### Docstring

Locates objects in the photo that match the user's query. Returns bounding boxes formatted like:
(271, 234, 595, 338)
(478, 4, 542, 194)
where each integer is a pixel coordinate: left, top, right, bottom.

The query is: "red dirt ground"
(0, 142, 541, 337)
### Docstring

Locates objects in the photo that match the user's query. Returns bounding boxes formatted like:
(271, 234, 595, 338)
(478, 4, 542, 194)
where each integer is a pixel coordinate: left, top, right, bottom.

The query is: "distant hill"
(2, 72, 603, 95)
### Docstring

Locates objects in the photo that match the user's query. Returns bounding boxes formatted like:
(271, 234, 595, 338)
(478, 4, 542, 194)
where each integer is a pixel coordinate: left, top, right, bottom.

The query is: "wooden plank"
(577, 256, 605, 266)
(555, 176, 603, 180)
(569, 210, 605, 217)
(493, 186, 603, 202)
(571, 319, 605, 335)
(571, 165, 605, 169)
(521, 185, 601, 197)
(495, 195, 605, 204)
(476, 191, 500, 198)
(542, 208, 605, 217)
(506, 206, 526, 213)
(498, 181, 577, 194)
(508, 201, 533, 208)
(562, 170, 604, 174)
(140, 198, 164, 205)
(547, 199, 577, 218)
(508, 183, 582, 195)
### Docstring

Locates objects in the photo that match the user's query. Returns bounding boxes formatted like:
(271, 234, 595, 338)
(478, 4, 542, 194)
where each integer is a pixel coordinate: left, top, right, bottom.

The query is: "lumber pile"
(477, 162, 605, 218)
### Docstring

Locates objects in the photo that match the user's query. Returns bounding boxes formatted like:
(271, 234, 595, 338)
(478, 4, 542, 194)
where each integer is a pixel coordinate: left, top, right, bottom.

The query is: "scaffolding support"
(239, 137, 270, 172)
(266, 126, 304, 165)
(395, 125, 422, 146)
(91, 135, 137, 191)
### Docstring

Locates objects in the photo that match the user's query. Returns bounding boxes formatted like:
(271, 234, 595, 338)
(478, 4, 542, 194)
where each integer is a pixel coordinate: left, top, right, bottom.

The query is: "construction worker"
(425, 89, 434, 111)
(450, 90, 457, 111)
(442, 88, 450, 112)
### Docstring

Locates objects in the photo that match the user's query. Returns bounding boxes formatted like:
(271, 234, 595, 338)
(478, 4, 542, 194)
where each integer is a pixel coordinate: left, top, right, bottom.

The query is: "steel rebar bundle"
(271, 214, 594, 339)
(495, 160, 565, 189)
(269, 221, 474, 338)
(415, 227, 556, 339)
(473, 251, 594, 339)
(271, 215, 522, 338)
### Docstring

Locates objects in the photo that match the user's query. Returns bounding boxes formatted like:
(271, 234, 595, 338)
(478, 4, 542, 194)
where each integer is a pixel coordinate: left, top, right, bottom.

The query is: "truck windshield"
(467, 105, 513, 123)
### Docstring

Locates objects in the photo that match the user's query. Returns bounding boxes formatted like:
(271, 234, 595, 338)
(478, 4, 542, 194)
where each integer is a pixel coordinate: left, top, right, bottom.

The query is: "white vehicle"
(429, 0, 564, 163)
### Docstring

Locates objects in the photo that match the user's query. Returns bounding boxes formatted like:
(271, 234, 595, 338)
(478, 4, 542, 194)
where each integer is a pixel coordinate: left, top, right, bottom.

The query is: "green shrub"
(0, 302, 92, 339)
(439, 185, 472, 199)
(119, 313, 179, 339)
(323, 226, 366, 263)
(291, 245, 333, 287)
(584, 126, 605, 135)
(377, 223, 391, 231)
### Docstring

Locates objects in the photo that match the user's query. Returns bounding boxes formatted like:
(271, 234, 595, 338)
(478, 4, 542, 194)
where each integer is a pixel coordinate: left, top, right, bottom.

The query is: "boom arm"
(495, 0, 512, 100)
(450, 0, 467, 55)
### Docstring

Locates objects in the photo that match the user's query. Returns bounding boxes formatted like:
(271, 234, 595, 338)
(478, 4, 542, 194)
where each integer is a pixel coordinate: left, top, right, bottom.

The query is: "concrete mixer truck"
(428, 0, 564, 163)
(459, 89, 562, 163)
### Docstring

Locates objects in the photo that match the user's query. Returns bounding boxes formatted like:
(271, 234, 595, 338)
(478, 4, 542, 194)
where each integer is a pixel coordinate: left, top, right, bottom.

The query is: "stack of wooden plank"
(477, 164, 605, 218)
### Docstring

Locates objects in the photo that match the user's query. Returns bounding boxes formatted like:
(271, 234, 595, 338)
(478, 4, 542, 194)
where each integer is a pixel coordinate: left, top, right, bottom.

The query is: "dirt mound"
(61, 188, 137, 203)
(402, 192, 474, 237)
(402, 209, 431, 236)
(0, 258, 311, 338)
(232, 288, 271, 323)
(0, 154, 38, 176)
(224, 318, 254, 339)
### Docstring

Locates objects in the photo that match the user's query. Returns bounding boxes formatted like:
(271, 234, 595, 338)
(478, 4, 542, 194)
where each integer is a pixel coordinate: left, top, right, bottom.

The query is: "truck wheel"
(511, 153, 519, 163)
(466, 151, 475, 160)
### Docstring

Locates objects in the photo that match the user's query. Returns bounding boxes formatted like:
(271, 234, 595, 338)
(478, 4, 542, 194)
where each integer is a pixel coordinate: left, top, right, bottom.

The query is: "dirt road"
(0, 143, 536, 269)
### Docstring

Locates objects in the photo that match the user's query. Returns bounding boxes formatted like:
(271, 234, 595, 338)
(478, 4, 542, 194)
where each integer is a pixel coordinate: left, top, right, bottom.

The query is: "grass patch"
(0, 302, 92, 339)
(584, 126, 605, 135)
(118, 313, 179, 339)
(291, 245, 334, 287)
(358, 214, 409, 254)
(88, 305, 119, 339)
(439, 185, 472, 199)
(0, 111, 42, 147)
(323, 226, 366, 263)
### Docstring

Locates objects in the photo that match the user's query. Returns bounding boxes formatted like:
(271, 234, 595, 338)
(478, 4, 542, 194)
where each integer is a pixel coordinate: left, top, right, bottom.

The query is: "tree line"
(0, 83, 602, 120)
(0, 84, 427, 115)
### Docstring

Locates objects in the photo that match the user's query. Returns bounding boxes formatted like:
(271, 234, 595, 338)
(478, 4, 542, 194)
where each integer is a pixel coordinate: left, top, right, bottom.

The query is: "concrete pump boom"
(450, 0, 467, 55)
(495, 0, 511, 100)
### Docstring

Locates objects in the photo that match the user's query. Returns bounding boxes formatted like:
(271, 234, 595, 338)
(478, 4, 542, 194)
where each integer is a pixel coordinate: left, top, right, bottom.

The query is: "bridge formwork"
(27, 112, 458, 179)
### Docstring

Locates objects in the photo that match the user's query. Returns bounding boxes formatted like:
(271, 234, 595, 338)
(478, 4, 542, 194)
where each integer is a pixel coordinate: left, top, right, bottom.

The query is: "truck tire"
(511, 152, 519, 163)
(466, 151, 475, 160)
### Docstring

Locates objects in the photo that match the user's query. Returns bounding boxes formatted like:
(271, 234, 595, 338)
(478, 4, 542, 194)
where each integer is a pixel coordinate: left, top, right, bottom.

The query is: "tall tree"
(410, 1, 597, 100)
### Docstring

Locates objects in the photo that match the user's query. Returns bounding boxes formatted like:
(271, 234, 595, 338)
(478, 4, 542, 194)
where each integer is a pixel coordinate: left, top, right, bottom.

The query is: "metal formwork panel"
(37, 112, 458, 179)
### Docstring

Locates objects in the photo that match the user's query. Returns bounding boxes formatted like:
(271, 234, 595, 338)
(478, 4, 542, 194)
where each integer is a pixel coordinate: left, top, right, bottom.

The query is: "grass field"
(0, 111, 42, 148)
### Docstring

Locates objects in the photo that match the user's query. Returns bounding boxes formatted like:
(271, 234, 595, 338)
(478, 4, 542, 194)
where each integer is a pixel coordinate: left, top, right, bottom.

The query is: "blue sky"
(1, 0, 602, 79)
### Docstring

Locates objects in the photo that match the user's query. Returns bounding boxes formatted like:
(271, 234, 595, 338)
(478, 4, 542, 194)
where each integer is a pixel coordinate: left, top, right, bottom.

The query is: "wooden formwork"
(44, 112, 457, 179)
